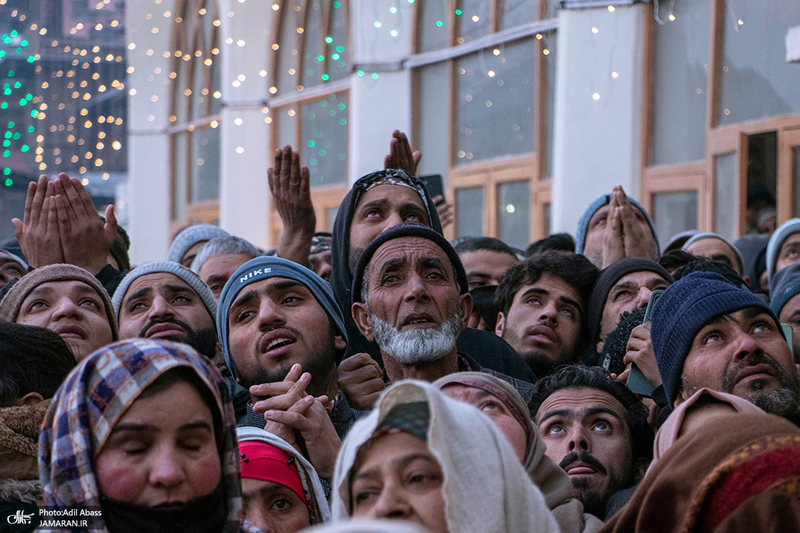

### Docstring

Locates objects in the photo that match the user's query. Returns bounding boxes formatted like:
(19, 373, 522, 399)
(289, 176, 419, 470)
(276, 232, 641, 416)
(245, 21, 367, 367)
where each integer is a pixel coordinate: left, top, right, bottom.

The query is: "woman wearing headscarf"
(435, 372, 603, 533)
(600, 410, 800, 532)
(236, 427, 330, 532)
(39, 337, 262, 533)
(330, 379, 559, 533)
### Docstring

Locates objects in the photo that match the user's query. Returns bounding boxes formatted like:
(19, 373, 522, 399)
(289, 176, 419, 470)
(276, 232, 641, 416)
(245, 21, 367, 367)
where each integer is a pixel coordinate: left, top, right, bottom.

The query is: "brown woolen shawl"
(599, 412, 800, 533)
(435, 372, 603, 533)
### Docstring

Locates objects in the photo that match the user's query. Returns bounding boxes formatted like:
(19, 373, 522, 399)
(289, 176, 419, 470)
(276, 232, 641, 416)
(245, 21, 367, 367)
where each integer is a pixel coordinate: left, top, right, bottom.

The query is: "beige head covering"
(434, 372, 603, 533)
(300, 518, 431, 533)
(331, 380, 559, 533)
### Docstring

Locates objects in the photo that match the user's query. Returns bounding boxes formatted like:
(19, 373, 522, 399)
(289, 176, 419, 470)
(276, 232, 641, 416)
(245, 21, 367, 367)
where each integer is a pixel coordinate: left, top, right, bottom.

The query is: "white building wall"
(551, 4, 646, 236)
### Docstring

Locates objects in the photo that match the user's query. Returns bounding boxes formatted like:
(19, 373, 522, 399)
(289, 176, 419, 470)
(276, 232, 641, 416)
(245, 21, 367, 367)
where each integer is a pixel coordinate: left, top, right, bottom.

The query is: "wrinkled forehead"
(611, 270, 669, 292)
(23, 279, 101, 303)
(125, 271, 195, 299)
(369, 237, 452, 272)
(537, 387, 629, 425)
(354, 182, 427, 212)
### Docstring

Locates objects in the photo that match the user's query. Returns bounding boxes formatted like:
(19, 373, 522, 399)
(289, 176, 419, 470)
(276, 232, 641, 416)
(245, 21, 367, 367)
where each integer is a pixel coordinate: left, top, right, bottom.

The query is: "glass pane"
(211, 47, 222, 114)
(497, 180, 530, 248)
(327, 0, 348, 82)
(301, 93, 348, 187)
(793, 147, 800, 217)
(326, 206, 338, 230)
(277, 0, 301, 95)
(302, 0, 324, 89)
(175, 46, 191, 125)
(501, 0, 537, 30)
(418, 0, 450, 53)
(456, 186, 483, 238)
(714, 152, 739, 241)
(173, 133, 188, 221)
(651, 0, 710, 165)
(652, 191, 698, 247)
(416, 62, 450, 180)
(276, 107, 297, 148)
(457, 0, 491, 45)
(192, 59, 207, 121)
(543, 33, 556, 180)
(543, 202, 551, 237)
(718, 1, 800, 126)
(192, 126, 220, 202)
(455, 39, 535, 166)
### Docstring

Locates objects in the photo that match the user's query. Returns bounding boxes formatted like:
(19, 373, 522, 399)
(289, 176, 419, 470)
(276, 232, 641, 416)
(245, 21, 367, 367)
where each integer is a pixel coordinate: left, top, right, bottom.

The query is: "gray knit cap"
(682, 232, 744, 273)
(767, 218, 800, 281)
(112, 261, 217, 320)
(167, 224, 230, 264)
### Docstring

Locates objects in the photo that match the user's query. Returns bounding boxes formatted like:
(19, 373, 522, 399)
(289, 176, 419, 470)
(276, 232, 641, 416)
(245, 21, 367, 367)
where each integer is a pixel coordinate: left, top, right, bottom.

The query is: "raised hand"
(338, 352, 385, 411)
(384, 130, 421, 177)
(12, 175, 65, 267)
(268, 145, 316, 266)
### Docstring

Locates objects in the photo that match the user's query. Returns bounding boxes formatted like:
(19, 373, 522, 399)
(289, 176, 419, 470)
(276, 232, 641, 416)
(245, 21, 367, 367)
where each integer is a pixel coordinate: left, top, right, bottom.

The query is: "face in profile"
(95, 378, 222, 506)
(350, 431, 449, 533)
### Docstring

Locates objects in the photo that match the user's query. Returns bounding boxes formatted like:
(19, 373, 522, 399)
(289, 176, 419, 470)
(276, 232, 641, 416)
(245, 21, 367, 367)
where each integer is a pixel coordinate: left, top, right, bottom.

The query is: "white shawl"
(330, 380, 560, 533)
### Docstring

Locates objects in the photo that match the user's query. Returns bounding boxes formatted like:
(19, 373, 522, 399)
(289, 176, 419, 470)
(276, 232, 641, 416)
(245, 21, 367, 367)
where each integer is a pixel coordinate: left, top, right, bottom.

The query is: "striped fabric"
(38, 338, 245, 533)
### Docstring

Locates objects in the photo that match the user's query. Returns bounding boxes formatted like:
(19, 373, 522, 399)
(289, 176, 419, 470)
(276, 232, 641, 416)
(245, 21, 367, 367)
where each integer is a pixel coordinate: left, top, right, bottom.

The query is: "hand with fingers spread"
(432, 194, 454, 229)
(338, 352, 385, 411)
(12, 176, 65, 267)
(624, 322, 662, 387)
(268, 146, 316, 266)
(384, 130, 422, 177)
(50, 173, 117, 275)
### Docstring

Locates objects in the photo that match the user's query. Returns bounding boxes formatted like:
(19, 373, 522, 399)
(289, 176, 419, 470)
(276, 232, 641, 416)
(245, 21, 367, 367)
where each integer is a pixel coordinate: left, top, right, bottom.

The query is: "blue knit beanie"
(216, 256, 347, 380)
(766, 218, 800, 281)
(651, 271, 779, 405)
(575, 193, 659, 255)
(770, 262, 800, 317)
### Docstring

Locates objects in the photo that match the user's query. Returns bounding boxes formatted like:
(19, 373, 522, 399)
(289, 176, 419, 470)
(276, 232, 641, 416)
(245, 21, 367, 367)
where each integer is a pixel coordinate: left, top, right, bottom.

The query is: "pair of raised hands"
(12, 174, 117, 274)
(601, 185, 655, 268)
(268, 130, 453, 265)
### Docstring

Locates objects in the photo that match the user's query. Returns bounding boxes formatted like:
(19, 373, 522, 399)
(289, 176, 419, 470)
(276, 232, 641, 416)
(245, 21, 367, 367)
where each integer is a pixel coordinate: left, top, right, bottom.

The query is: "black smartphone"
(627, 289, 664, 397)
(418, 174, 444, 199)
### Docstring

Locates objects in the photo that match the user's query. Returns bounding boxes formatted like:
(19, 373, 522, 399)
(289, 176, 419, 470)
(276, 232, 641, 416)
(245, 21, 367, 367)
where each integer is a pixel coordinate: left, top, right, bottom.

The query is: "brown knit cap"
(0, 264, 118, 340)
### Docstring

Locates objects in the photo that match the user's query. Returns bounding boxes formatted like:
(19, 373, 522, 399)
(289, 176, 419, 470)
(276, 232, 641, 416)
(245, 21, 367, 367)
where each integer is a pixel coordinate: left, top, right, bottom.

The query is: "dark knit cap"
(652, 271, 779, 405)
(587, 258, 673, 344)
(351, 224, 469, 305)
(770, 262, 800, 317)
(0, 264, 118, 340)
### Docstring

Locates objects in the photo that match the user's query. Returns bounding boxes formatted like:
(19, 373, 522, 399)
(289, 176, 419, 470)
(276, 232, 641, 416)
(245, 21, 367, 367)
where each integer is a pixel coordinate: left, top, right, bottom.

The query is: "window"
(268, 0, 350, 243)
(413, 0, 556, 244)
(643, 0, 800, 240)
(168, 0, 222, 227)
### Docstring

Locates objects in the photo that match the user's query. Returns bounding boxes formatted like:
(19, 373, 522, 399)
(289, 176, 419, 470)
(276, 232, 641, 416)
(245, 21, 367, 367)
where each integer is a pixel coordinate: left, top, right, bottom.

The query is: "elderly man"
(653, 271, 800, 423)
(495, 251, 599, 376)
(0, 264, 117, 361)
(191, 235, 261, 299)
(112, 261, 219, 360)
(332, 170, 532, 382)
(767, 218, 800, 281)
(575, 186, 659, 269)
(351, 225, 534, 400)
(585, 258, 673, 364)
(217, 256, 363, 480)
(531, 365, 653, 520)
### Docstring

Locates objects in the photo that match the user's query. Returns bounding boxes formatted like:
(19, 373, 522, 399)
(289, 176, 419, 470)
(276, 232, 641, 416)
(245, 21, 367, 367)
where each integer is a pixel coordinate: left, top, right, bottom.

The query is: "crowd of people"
(2, 130, 800, 532)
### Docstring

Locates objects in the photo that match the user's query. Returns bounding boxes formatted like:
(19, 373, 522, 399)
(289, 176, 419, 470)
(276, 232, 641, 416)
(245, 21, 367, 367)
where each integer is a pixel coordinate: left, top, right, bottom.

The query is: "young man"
(495, 251, 598, 376)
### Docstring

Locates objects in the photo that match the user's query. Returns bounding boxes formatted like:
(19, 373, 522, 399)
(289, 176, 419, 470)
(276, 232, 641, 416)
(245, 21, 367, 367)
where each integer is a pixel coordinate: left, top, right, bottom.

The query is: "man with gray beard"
(351, 225, 535, 403)
(652, 271, 800, 424)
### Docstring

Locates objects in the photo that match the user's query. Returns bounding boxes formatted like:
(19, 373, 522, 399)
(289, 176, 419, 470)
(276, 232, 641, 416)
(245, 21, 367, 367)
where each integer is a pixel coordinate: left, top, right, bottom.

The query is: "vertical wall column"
(551, 4, 646, 235)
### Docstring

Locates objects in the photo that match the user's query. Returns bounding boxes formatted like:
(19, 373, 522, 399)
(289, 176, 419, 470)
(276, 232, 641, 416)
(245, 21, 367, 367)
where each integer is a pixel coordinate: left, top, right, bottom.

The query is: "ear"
(215, 339, 222, 356)
(14, 391, 44, 407)
(351, 302, 374, 341)
(495, 312, 506, 336)
(673, 383, 690, 407)
(742, 274, 751, 288)
(458, 293, 473, 331)
(334, 334, 346, 351)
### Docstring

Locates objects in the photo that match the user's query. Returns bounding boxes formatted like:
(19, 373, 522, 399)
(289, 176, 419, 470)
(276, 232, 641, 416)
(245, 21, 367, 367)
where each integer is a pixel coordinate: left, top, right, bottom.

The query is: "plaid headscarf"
(38, 338, 244, 533)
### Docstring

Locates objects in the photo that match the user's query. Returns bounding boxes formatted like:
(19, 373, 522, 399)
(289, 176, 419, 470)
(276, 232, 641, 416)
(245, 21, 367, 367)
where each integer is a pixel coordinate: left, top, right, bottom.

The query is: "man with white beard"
(351, 225, 535, 402)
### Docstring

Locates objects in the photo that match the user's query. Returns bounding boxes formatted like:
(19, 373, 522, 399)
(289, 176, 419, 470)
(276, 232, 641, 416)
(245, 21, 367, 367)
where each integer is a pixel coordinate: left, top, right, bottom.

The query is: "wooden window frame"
(168, 0, 222, 228)
(266, 0, 351, 248)
(411, 0, 555, 243)
(641, 0, 800, 236)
